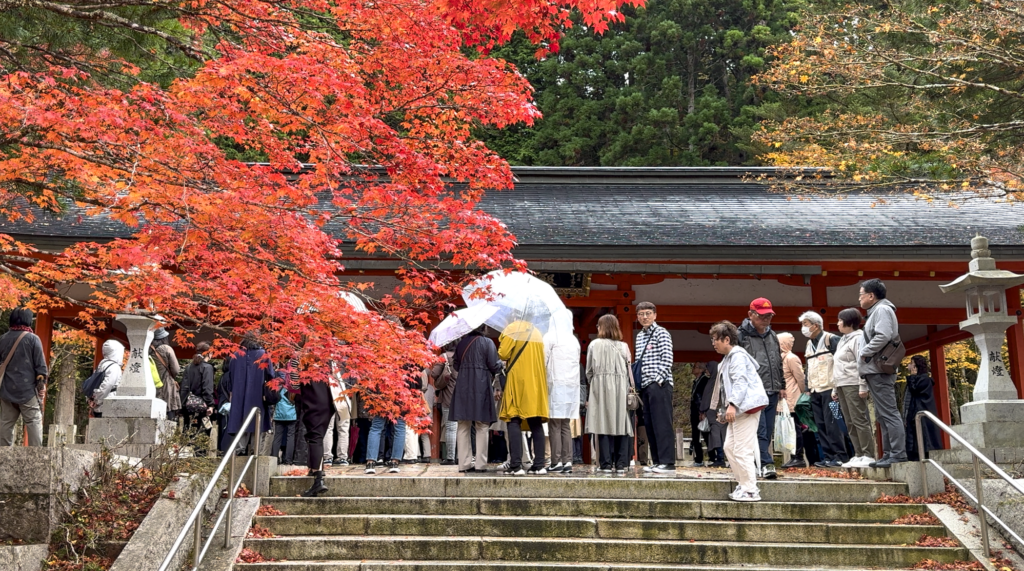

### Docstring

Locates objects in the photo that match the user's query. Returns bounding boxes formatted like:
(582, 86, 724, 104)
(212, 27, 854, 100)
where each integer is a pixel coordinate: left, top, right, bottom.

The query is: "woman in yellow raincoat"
(498, 320, 549, 475)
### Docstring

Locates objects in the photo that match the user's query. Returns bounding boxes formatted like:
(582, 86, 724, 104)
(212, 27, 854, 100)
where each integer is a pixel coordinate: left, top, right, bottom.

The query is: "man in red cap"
(737, 298, 785, 479)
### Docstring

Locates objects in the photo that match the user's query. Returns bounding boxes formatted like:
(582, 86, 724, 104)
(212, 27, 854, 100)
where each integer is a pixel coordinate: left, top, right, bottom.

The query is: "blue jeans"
(366, 416, 406, 463)
(756, 392, 780, 466)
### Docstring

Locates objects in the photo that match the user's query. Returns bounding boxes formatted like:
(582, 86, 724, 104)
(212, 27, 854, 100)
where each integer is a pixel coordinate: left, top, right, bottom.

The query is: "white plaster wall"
(828, 280, 963, 308)
(633, 278, 811, 307)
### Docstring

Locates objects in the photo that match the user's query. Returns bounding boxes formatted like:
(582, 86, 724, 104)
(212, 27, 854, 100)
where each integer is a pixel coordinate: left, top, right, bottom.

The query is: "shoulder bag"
(620, 346, 640, 411)
(862, 329, 905, 375)
(631, 328, 654, 391)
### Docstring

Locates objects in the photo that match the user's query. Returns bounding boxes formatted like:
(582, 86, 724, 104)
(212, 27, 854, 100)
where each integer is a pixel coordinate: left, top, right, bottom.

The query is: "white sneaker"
(642, 465, 655, 473)
(840, 458, 858, 469)
(729, 485, 743, 500)
(550, 462, 564, 472)
(732, 490, 762, 502)
(651, 464, 676, 474)
(561, 463, 573, 474)
(504, 468, 526, 476)
(854, 456, 876, 468)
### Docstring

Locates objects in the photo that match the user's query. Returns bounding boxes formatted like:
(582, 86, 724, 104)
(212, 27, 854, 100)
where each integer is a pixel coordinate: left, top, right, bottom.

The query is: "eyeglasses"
(637, 311, 655, 317)
(858, 292, 870, 298)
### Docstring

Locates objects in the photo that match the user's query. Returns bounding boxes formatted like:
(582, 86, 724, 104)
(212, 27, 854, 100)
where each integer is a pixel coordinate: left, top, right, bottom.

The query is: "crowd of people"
(0, 278, 945, 503)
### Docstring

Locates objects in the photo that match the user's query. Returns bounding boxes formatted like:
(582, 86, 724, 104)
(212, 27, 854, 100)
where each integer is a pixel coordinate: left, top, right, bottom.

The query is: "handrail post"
(225, 452, 235, 549)
(916, 413, 928, 495)
(974, 454, 991, 558)
(253, 409, 261, 496)
(193, 511, 203, 569)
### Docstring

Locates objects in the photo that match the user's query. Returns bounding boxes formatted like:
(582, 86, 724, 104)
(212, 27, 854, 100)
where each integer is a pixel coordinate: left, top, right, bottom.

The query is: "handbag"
(184, 392, 207, 416)
(621, 350, 640, 411)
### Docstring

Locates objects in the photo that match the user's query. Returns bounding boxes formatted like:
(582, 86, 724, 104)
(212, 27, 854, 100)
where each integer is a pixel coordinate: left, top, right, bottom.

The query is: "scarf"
(9, 325, 32, 333)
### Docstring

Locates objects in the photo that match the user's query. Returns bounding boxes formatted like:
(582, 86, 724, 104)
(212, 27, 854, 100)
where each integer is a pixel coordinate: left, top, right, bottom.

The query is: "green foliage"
(479, 0, 803, 166)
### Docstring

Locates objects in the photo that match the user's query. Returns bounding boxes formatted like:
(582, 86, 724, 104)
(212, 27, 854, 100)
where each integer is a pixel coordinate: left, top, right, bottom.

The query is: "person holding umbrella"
(497, 319, 549, 476)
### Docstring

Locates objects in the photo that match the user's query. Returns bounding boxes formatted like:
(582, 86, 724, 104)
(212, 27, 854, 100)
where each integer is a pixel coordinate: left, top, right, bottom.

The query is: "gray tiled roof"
(2, 168, 1021, 250)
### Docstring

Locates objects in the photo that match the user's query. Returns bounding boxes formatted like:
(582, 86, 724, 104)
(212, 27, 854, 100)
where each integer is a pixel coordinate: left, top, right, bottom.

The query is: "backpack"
(83, 362, 115, 399)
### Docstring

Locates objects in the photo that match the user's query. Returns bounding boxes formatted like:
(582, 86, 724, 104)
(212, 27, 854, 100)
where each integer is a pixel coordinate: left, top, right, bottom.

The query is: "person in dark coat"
(223, 338, 276, 451)
(0, 308, 48, 447)
(297, 361, 334, 496)
(451, 327, 501, 472)
(699, 361, 726, 467)
(180, 341, 216, 451)
(689, 362, 712, 466)
(903, 355, 942, 461)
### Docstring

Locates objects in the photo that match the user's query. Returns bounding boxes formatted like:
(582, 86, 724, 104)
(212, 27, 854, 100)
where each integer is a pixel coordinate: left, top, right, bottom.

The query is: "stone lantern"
(939, 236, 1024, 448)
(84, 313, 171, 455)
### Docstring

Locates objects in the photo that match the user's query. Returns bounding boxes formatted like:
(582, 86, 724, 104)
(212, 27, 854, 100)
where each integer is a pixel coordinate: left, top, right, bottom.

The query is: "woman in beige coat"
(586, 315, 634, 474)
(777, 333, 809, 469)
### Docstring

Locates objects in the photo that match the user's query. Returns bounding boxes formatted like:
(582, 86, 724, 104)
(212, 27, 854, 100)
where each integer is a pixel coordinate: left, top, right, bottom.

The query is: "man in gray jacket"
(857, 279, 907, 468)
(737, 298, 785, 479)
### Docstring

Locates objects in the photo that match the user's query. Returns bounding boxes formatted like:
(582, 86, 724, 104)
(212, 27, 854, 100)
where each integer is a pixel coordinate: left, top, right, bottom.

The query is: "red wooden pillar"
(1006, 286, 1024, 399)
(93, 335, 104, 368)
(28, 311, 54, 445)
(928, 339, 951, 449)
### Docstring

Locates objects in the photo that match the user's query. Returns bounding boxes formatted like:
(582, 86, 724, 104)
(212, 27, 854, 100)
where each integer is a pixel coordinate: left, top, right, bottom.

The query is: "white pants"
(323, 414, 350, 462)
(724, 411, 761, 494)
(457, 421, 489, 470)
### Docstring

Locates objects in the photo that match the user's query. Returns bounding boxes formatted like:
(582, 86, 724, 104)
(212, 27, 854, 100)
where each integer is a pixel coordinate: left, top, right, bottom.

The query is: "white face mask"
(801, 326, 813, 338)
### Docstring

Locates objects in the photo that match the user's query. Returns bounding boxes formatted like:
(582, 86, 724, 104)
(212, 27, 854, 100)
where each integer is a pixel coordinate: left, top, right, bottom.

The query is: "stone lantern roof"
(939, 236, 1024, 294)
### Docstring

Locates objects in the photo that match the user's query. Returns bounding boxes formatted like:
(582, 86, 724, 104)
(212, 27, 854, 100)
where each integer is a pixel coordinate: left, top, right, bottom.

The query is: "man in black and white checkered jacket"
(634, 301, 676, 473)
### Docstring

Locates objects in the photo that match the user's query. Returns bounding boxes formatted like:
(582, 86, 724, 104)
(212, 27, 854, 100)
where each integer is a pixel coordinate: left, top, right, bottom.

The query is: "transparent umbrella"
(428, 305, 500, 348)
(462, 271, 566, 340)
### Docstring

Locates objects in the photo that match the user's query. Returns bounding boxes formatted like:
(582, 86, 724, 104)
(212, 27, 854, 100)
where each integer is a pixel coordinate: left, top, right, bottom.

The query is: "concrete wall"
(0, 448, 97, 543)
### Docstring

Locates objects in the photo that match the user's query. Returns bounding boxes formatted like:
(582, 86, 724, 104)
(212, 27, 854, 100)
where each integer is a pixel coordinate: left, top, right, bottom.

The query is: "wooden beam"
(650, 305, 966, 326)
(562, 289, 635, 307)
(904, 327, 972, 355)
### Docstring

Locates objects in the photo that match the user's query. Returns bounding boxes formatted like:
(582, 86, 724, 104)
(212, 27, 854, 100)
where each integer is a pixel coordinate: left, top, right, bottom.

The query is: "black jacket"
(181, 360, 216, 409)
(738, 319, 785, 394)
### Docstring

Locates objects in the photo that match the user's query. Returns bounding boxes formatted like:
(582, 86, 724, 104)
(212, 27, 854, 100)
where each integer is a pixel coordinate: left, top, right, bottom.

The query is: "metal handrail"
(916, 410, 1024, 558)
(158, 406, 263, 571)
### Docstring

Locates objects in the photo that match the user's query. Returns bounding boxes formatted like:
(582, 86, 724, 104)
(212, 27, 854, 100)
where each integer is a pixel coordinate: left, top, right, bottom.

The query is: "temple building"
(4, 167, 1024, 436)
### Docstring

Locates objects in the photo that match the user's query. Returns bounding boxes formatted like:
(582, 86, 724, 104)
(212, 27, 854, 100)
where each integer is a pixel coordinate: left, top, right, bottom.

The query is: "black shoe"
(813, 461, 830, 468)
(708, 461, 727, 468)
(300, 471, 329, 497)
(440, 459, 457, 466)
(781, 459, 805, 469)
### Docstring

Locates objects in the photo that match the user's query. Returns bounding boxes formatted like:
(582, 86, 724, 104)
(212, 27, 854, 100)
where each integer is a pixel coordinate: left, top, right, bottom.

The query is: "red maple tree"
(0, 0, 636, 422)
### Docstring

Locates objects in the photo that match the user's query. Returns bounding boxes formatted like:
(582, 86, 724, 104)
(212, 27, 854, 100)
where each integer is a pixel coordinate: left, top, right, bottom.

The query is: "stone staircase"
(234, 474, 970, 570)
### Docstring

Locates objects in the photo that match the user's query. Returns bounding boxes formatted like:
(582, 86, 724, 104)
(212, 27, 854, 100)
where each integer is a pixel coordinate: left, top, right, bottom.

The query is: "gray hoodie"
(858, 298, 898, 376)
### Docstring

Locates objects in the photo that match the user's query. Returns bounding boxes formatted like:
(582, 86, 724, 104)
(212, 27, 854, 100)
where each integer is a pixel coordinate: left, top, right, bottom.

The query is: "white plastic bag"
(774, 398, 797, 455)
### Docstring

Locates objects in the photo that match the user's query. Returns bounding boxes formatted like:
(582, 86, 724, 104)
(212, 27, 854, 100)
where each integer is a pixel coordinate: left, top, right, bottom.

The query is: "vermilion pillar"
(28, 311, 54, 445)
(928, 340, 951, 449)
(1006, 286, 1024, 399)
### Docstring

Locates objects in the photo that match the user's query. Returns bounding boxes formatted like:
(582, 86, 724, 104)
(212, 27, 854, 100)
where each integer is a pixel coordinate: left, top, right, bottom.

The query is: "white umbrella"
(462, 271, 566, 338)
(428, 305, 500, 347)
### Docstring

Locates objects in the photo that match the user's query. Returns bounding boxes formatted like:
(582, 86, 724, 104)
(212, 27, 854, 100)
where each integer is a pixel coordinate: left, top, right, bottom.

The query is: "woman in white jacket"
(833, 308, 877, 468)
(709, 321, 769, 502)
(543, 310, 581, 473)
(90, 340, 125, 417)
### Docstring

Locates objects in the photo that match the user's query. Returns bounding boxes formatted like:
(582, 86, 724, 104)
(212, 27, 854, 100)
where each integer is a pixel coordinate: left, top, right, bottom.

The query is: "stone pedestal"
(952, 400, 1024, 449)
(46, 424, 77, 448)
(85, 417, 172, 447)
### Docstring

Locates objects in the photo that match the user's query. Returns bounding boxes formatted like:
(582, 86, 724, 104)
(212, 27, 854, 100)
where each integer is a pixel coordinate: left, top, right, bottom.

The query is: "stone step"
(268, 476, 906, 503)
(940, 463, 1017, 480)
(234, 562, 931, 571)
(929, 446, 1024, 465)
(254, 514, 944, 545)
(242, 536, 969, 567)
(258, 497, 925, 522)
